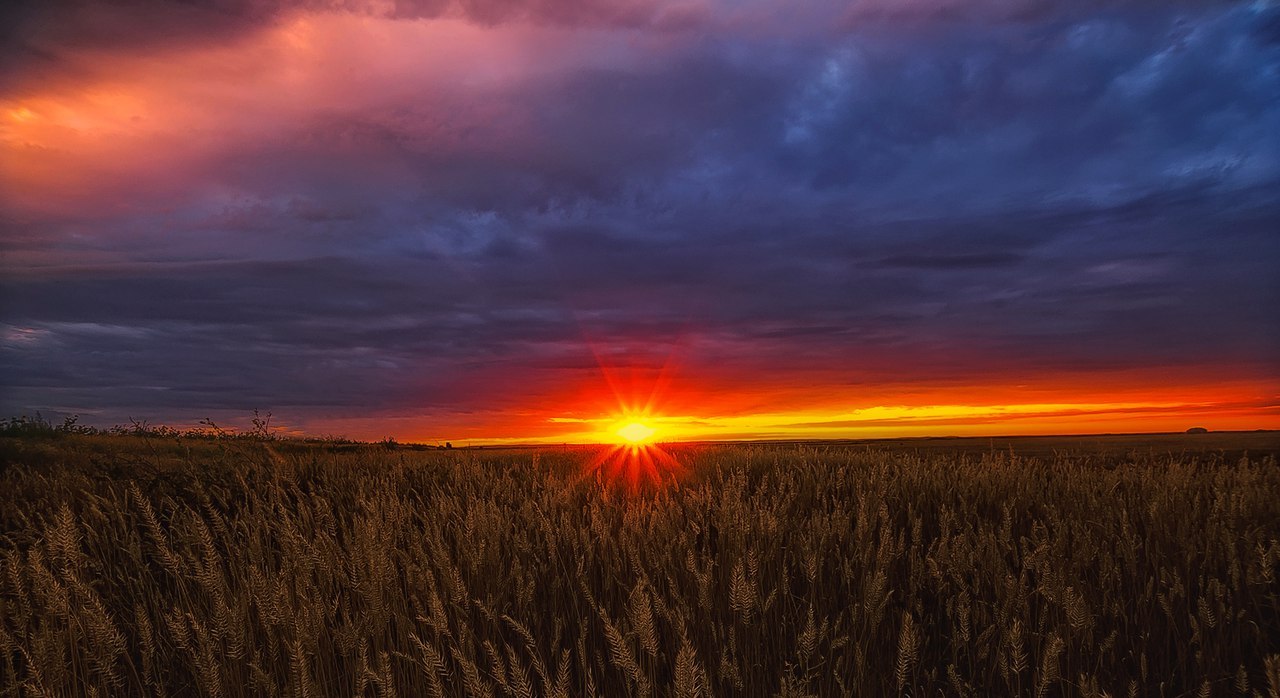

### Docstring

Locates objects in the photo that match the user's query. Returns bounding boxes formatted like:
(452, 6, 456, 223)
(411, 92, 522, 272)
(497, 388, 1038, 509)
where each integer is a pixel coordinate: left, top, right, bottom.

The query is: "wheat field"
(1, 433, 1278, 697)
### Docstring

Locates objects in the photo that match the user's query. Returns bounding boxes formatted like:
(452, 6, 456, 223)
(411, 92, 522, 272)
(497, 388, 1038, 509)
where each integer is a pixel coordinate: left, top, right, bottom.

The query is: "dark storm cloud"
(2, 0, 1278, 433)
(876, 253, 1026, 270)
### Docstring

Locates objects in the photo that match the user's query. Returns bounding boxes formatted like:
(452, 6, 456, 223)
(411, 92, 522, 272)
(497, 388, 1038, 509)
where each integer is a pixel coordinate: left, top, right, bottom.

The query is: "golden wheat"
(0, 435, 1276, 695)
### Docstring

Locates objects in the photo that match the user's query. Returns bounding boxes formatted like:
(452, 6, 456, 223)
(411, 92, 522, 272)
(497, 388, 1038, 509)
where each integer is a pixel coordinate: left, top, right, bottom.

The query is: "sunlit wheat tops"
(0, 435, 1278, 695)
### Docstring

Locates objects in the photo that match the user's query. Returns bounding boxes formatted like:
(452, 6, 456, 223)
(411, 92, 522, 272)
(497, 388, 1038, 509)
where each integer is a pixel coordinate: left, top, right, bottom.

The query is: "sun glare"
(589, 418, 680, 488)
(616, 421, 656, 444)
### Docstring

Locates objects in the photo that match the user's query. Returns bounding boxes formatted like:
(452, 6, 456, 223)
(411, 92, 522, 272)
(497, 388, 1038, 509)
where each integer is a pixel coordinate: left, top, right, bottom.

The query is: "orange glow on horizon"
(377, 369, 1279, 446)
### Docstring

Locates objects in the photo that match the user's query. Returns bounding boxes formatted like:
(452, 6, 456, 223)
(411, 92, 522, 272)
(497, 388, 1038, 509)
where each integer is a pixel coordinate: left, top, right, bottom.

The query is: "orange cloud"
(0, 11, 655, 219)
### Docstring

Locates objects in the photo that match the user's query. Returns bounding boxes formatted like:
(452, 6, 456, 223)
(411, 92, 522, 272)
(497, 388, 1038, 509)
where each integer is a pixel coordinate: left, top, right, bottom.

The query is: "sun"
(616, 421, 656, 445)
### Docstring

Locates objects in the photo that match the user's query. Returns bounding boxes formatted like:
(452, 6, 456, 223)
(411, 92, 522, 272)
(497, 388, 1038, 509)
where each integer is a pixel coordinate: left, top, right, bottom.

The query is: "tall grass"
(1, 437, 1277, 696)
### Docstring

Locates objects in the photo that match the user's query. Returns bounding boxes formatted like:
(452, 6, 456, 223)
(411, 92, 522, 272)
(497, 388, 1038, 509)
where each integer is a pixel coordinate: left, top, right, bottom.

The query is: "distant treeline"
(0, 412, 457, 449)
(1, 411, 284, 441)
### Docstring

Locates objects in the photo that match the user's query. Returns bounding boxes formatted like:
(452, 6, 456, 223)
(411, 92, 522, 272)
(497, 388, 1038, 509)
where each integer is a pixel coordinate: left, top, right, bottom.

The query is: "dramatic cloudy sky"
(1, 0, 1278, 442)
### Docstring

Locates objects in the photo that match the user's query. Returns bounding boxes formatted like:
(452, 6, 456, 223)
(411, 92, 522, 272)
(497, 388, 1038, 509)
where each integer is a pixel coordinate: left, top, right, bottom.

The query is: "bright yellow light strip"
(616, 422, 656, 444)
(538, 399, 1222, 446)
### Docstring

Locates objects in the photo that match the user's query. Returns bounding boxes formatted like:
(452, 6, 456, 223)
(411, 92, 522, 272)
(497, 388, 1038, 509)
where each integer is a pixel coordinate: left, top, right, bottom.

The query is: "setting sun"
(616, 421, 656, 444)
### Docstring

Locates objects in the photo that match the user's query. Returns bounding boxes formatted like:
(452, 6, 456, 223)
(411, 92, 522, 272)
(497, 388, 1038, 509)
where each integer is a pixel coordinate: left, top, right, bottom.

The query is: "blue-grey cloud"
(2, 0, 1278, 434)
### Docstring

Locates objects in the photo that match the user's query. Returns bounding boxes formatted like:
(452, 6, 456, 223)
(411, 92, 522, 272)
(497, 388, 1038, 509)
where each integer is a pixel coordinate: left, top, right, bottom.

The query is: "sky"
(1, 0, 1278, 444)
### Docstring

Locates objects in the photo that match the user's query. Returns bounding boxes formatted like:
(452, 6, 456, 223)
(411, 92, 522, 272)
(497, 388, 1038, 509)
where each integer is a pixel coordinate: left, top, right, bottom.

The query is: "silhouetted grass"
(1, 434, 1277, 696)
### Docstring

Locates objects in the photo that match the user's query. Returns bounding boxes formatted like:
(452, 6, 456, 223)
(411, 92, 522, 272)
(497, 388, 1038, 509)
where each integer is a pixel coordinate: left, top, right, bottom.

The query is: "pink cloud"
(0, 11, 663, 219)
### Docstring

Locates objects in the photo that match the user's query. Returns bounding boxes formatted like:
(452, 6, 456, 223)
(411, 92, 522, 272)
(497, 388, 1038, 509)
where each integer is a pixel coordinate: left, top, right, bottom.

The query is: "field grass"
(1, 432, 1278, 696)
